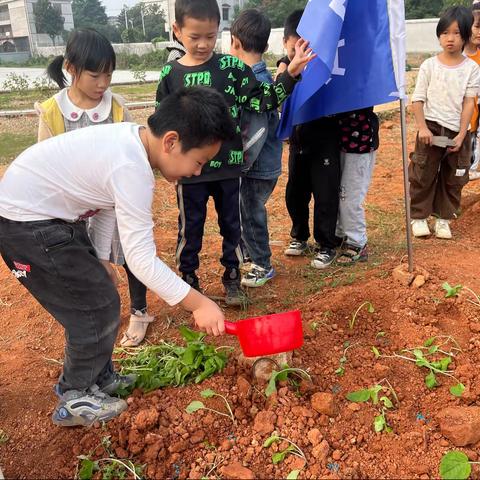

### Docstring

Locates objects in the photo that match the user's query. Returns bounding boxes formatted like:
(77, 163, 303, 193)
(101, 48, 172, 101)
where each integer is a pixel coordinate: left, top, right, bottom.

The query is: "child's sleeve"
(236, 68, 298, 113)
(155, 64, 174, 107)
(411, 60, 431, 103)
(465, 63, 480, 98)
(34, 102, 53, 142)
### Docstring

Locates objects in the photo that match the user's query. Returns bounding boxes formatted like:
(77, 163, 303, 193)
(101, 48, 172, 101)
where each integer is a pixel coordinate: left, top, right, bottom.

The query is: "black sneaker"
(284, 239, 308, 256)
(311, 247, 337, 269)
(223, 268, 244, 306)
(182, 272, 202, 292)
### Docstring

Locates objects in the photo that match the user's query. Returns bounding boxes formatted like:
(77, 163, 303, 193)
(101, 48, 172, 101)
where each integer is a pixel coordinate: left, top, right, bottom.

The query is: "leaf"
(428, 345, 439, 354)
(372, 346, 381, 358)
(78, 459, 96, 480)
(179, 325, 204, 342)
(376, 331, 386, 338)
(413, 349, 424, 359)
(439, 357, 452, 371)
(276, 369, 290, 382)
(425, 371, 438, 389)
(335, 367, 345, 376)
(380, 396, 393, 409)
(370, 385, 382, 405)
(186, 400, 204, 413)
(286, 470, 301, 479)
(346, 389, 371, 403)
(442, 282, 463, 298)
(439, 451, 471, 480)
(416, 358, 430, 368)
(200, 389, 216, 398)
(367, 303, 375, 313)
(272, 451, 287, 464)
(424, 337, 436, 347)
(374, 414, 386, 432)
(265, 372, 279, 397)
(449, 383, 465, 397)
(263, 435, 280, 448)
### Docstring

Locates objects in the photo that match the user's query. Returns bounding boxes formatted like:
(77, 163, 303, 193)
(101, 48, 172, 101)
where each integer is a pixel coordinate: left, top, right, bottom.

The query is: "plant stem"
(349, 301, 373, 330)
(277, 437, 307, 463)
(203, 406, 233, 420)
(214, 393, 235, 422)
(97, 458, 141, 480)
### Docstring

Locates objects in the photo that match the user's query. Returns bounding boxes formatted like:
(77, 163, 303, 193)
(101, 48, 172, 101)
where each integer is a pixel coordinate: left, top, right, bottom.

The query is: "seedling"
(263, 433, 307, 467)
(349, 301, 374, 330)
(114, 326, 230, 393)
(186, 389, 235, 423)
(442, 283, 480, 307)
(265, 365, 312, 397)
(77, 456, 143, 480)
(373, 336, 464, 397)
(0, 429, 8, 444)
(440, 451, 480, 480)
(346, 379, 398, 433)
(335, 341, 357, 376)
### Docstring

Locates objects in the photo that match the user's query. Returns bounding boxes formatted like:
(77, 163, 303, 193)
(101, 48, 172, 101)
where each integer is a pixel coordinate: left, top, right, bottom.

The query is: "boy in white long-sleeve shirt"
(0, 87, 234, 427)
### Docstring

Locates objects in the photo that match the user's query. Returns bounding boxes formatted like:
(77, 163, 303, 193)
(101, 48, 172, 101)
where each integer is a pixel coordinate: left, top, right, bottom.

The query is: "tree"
(33, 0, 65, 45)
(117, 4, 167, 43)
(238, 0, 306, 28)
(72, 0, 108, 27)
(405, 0, 471, 19)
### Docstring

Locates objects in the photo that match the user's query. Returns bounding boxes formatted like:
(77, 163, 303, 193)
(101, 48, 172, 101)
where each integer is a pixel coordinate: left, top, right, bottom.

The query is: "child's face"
(157, 134, 221, 181)
(173, 17, 218, 63)
(471, 15, 480, 47)
(69, 67, 113, 101)
(284, 34, 300, 61)
(438, 20, 464, 54)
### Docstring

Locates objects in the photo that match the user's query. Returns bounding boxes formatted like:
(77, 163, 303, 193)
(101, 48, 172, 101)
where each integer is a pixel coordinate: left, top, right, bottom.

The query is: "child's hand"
(192, 296, 225, 336)
(287, 38, 317, 78)
(448, 133, 465, 153)
(418, 127, 433, 146)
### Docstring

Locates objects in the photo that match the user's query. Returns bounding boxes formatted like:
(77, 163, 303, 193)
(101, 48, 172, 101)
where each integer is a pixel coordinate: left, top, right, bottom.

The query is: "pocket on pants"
(37, 224, 75, 252)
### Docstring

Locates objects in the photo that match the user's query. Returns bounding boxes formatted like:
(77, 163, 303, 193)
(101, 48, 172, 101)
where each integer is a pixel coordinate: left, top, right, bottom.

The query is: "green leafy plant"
(349, 301, 374, 330)
(77, 456, 143, 480)
(186, 388, 235, 422)
(335, 341, 357, 376)
(114, 326, 230, 393)
(286, 470, 301, 480)
(373, 336, 464, 397)
(264, 365, 312, 397)
(439, 451, 480, 480)
(442, 282, 463, 298)
(346, 379, 398, 433)
(263, 433, 306, 467)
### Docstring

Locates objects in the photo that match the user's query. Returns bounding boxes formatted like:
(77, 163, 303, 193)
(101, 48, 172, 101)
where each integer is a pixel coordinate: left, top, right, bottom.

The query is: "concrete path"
(0, 67, 160, 91)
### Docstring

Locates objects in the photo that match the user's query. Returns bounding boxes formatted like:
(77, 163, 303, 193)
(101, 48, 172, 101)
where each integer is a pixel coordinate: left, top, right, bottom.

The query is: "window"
(222, 4, 229, 21)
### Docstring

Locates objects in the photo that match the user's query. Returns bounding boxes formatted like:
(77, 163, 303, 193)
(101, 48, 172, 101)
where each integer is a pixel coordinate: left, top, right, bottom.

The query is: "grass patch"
(111, 82, 157, 102)
(0, 89, 55, 111)
(0, 133, 36, 164)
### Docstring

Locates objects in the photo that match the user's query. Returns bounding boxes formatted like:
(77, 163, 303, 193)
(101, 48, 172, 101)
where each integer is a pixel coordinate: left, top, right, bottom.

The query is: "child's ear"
(231, 35, 242, 51)
(65, 61, 76, 77)
(172, 22, 181, 40)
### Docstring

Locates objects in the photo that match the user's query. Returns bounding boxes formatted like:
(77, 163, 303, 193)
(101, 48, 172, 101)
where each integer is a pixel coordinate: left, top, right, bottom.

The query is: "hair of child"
(472, 2, 480, 14)
(175, 0, 221, 27)
(230, 8, 271, 54)
(436, 6, 473, 46)
(149, 86, 235, 150)
(46, 28, 116, 89)
(283, 9, 304, 40)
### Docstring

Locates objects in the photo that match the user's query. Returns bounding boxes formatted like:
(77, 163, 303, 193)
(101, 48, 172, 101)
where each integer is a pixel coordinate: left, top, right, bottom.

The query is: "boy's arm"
(155, 65, 173, 107)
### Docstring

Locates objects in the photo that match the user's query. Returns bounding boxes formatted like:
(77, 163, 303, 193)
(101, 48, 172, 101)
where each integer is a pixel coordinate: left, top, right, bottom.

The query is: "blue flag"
(277, 0, 406, 138)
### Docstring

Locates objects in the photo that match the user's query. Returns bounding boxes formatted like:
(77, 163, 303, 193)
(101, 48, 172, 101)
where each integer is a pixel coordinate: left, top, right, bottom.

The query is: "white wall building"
(0, 0, 74, 54)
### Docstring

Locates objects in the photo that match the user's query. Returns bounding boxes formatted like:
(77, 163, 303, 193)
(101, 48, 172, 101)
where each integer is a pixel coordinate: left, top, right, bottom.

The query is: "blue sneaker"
(52, 385, 127, 427)
(241, 265, 275, 288)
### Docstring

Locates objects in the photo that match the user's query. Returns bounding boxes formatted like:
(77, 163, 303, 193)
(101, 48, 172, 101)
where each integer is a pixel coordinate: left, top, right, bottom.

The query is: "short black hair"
(175, 0, 220, 27)
(149, 87, 235, 152)
(230, 9, 271, 54)
(47, 28, 115, 89)
(473, 2, 480, 15)
(436, 6, 473, 47)
(284, 9, 303, 40)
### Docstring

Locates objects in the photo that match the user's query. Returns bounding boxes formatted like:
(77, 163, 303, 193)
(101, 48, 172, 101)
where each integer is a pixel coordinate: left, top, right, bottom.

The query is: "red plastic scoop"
(224, 310, 303, 357)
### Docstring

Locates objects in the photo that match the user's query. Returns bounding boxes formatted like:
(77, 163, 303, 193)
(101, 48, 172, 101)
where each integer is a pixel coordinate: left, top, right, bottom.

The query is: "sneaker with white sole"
(241, 265, 275, 288)
(311, 248, 337, 269)
(284, 239, 308, 256)
(52, 385, 127, 427)
(435, 218, 452, 239)
(411, 219, 430, 237)
(469, 170, 480, 181)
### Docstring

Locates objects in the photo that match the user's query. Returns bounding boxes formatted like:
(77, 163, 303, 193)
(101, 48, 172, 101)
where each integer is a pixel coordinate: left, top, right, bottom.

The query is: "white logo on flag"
(329, 0, 346, 19)
(326, 39, 346, 85)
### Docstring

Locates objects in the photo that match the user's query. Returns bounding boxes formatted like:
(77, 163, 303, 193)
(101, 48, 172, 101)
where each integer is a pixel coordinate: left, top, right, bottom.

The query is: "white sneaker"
(435, 218, 452, 239)
(469, 170, 480, 181)
(411, 219, 430, 237)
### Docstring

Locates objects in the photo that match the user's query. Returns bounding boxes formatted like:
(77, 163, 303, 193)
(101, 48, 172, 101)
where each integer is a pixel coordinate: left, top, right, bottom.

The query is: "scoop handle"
(224, 321, 238, 336)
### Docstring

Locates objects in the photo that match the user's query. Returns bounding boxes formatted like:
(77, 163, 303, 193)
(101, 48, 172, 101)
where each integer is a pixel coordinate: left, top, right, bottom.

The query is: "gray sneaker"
(98, 372, 137, 396)
(52, 385, 127, 427)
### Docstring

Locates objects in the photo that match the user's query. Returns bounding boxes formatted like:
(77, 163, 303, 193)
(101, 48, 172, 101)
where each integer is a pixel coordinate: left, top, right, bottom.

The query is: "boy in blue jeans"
(230, 9, 282, 287)
(156, 0, 313, 302)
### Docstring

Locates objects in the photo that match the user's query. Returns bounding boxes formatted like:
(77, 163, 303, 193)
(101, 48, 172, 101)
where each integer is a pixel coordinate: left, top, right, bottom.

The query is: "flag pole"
(399, 98, 414, 273)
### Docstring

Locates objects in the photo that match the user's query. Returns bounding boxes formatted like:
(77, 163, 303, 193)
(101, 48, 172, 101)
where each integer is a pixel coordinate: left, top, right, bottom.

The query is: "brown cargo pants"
(409, 120, 471, 219)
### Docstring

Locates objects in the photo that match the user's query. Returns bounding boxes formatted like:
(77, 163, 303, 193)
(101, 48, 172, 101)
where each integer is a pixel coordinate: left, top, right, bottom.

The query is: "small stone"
(347, 403, 361, 412)
(392, 265, 414, 286)
(332, 449, 342, 461)
(439, 439, 449, 447)
(253, 410, 277, 435)
(311, 392, 336, 417)
(307, 428, 322, 446)
(438, 407, 480, 446)
(312, 439, 329, 462)
(133, 408, 159, 431)
(190, 430, 205, 444)
(221, 462, 255, 479)
(237, 376, 251, 399)
(412, 275, 426, 289)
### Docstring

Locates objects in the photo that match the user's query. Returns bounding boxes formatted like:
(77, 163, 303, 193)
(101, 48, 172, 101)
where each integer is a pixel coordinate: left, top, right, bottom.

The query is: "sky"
(103, 0, 137, 16)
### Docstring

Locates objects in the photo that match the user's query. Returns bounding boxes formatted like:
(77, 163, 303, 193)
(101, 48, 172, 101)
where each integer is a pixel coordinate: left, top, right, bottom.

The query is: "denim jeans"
(240, 177, 277, 270)
(0, 217, 120, 393)
(336, 151, 376, 248)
